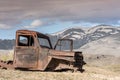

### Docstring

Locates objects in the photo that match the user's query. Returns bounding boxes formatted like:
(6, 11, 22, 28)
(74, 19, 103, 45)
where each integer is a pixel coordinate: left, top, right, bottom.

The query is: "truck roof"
(16, 30, 49, 39)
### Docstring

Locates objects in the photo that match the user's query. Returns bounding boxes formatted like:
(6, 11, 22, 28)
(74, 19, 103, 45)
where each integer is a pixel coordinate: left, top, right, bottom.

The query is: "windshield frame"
(54, 39, 73, 51)
(37, 34, 53, 49)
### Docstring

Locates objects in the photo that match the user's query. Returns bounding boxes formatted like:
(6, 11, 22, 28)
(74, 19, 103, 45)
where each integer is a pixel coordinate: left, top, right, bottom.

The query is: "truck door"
(14, 35, 38, 68)
(54, 39, 73, 51)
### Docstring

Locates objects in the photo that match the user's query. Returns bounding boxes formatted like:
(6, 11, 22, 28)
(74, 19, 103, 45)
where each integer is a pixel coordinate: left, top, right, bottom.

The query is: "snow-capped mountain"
(52, 27, 86, 40)
(86, 25, 120, 42)
(50, 25, 120, 49)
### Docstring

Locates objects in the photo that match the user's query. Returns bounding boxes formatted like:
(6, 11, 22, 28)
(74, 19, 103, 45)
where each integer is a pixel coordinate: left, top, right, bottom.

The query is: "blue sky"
(0, 0, 120, 39)
(0, 21, 97, 39)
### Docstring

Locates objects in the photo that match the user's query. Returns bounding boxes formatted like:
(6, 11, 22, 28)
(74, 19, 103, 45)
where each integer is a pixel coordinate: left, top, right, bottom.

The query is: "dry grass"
(0, 50, 14, 61)
(0, 65, 120, 80)
(0, 51, 120, 80)
(105, 65, 120, 73)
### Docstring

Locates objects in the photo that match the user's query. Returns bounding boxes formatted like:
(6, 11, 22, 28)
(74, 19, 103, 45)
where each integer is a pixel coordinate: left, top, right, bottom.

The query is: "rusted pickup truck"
(0, 30, 86, 72)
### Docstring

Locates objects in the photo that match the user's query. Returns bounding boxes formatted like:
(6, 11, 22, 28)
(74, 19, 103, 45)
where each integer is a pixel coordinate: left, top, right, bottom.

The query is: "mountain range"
(0, 25, 120, 57)
(0, 39, 15, 50)
(50, 25, 120, 51)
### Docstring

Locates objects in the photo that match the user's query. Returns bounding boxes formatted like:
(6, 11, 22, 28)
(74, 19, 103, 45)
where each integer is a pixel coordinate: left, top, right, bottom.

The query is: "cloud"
(30, 20, 42, 27)
(24, 20, 43, 28)
(0, 0, 120, 29)
(0, 23, 11, 29)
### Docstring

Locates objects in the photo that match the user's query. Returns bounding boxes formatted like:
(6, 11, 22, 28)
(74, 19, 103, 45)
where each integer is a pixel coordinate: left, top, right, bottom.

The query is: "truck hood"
(49, 50, 75, 57)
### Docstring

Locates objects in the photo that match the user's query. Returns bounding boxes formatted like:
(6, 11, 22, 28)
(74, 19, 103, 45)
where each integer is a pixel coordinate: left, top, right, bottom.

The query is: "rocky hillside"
(79, 33, 120, 56)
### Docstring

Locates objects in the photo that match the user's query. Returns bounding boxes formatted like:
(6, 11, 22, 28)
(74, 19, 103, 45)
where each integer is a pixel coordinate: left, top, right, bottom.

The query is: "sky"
(0, 0, 120, 39)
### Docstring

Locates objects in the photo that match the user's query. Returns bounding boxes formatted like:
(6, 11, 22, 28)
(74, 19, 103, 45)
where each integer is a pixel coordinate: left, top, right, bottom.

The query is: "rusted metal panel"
(14, 47, 38, 68)
(38, 48, 50, 70)
(51, 56, 74, 62)
(49, 50, 75, 57)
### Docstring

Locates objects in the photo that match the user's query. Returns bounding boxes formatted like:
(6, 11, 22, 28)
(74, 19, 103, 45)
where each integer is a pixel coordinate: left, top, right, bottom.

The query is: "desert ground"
(0, 50, 120, 80)
(0, 65, 120, 80)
